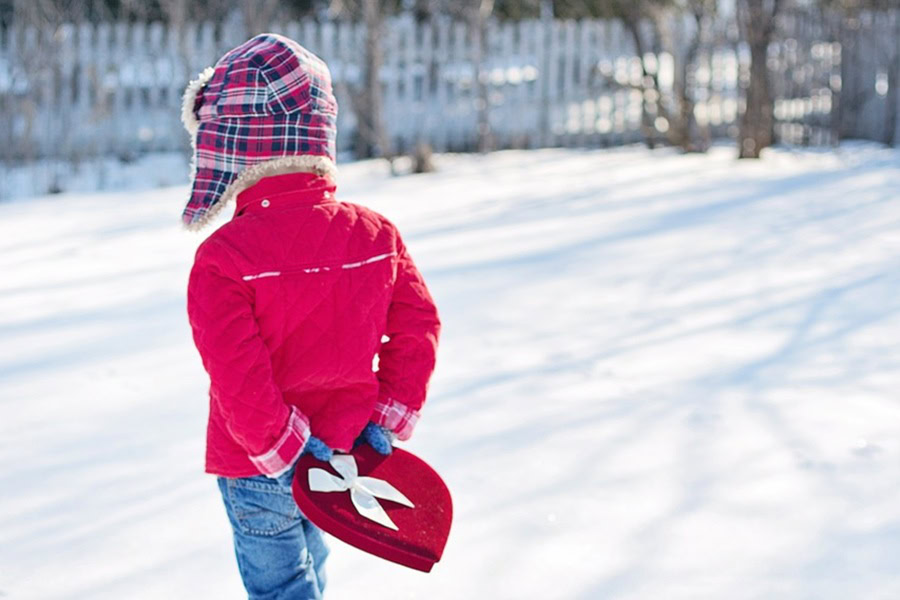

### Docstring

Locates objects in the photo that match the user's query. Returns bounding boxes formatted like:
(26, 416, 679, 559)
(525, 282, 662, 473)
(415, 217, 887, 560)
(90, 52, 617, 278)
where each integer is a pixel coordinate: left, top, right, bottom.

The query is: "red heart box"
(290, 444, 453, 572)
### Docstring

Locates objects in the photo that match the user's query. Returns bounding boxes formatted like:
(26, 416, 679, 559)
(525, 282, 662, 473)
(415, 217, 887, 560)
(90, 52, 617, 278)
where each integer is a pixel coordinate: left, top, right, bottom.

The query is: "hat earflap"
(181, 66, 215, 135)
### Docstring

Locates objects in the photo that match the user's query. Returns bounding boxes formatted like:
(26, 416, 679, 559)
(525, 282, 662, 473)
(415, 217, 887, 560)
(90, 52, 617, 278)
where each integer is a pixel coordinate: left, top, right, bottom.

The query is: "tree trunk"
(737, 0, 781, 159)
(412, 141, 435, 172)
(657, 6, 710, 152)
(739, 41, 774, 157)
(884, 15, 900, 147)
(355, 0, 390, 160)
(622, 11, 658, 149)
(469, 0, 495, 153)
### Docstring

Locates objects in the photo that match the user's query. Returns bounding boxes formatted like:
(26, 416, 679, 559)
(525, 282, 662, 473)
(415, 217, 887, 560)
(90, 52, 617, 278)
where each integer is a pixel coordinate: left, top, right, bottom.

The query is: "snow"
(1, 143, 899, 599)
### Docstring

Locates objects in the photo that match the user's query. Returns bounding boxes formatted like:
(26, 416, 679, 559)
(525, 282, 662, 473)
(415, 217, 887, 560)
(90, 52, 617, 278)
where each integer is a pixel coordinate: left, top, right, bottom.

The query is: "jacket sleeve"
(187, 238, 310, 478)
(371, 231, 441, 440)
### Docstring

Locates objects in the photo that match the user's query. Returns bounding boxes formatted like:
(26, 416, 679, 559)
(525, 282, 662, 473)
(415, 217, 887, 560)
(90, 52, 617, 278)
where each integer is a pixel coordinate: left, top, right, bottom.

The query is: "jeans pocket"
(225, 475, 301, 537)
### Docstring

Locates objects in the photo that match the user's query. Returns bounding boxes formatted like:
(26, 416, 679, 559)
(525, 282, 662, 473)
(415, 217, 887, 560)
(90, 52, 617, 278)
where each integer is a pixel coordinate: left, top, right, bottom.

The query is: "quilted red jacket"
(186, 171, 441, 478)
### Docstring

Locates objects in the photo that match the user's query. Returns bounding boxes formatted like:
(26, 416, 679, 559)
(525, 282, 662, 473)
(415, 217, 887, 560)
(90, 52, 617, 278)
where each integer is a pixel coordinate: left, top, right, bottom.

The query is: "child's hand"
(356, 422, 396, 456)
(302, 435, 333, 462)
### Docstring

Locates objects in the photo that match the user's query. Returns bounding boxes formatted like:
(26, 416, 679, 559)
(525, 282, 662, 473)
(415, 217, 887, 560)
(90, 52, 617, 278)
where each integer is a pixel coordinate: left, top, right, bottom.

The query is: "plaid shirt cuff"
(371, 398, 420, 441)
(249, 405, 311, 478)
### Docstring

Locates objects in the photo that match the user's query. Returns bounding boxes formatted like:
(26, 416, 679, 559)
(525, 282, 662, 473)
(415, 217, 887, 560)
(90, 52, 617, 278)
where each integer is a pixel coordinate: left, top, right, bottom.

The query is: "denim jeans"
(216, 460, 330, 599)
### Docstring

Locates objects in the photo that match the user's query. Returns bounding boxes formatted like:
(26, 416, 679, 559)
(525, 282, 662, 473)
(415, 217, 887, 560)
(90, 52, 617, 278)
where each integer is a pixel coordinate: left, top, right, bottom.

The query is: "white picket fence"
(0, 11, 897, 164)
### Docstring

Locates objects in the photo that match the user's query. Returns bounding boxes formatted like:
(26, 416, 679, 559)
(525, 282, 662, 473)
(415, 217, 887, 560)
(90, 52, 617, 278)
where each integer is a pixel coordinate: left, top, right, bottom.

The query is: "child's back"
(181, 33, 440, 599)
(189, 170, 440, 477)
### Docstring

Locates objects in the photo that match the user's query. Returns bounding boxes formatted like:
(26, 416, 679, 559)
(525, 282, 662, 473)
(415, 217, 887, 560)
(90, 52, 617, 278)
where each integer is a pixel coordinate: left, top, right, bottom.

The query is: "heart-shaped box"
(290, 444, 453, 572)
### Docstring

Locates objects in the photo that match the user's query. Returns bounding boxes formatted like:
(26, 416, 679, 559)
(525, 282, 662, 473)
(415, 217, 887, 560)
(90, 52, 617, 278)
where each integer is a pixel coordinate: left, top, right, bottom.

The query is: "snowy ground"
(1, 143, 899, 599)
(0, 152, 190, 202)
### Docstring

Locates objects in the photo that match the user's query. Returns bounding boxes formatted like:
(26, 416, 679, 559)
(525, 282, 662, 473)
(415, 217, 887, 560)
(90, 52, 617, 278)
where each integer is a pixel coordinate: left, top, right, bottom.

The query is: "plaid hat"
(180, 33, 339, 231)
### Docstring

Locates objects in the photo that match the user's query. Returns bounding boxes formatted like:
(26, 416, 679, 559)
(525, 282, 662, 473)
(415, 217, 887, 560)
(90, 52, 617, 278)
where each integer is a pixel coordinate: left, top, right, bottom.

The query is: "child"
(182, 34, 441, 599)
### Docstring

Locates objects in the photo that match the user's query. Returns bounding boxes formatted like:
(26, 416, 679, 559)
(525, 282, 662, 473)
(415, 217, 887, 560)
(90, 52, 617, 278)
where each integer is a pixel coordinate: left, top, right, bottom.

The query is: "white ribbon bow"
(308, 454, 415, 530)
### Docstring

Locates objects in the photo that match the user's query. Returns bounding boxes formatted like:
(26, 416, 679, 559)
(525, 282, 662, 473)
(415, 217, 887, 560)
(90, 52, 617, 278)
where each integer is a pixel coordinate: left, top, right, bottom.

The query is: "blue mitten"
(357, 421, 396, 456)
(302, 435, 334, 462)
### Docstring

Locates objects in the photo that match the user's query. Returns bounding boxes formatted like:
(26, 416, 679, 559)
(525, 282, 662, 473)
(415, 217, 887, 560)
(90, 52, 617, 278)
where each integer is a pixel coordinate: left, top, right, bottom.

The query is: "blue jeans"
(216, 460, 329, 599)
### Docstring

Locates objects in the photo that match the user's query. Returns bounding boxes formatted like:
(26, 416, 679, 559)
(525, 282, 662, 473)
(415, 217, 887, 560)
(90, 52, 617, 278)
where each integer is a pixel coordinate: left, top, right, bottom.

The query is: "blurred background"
(0, 0, 898, 197)
(1, 2, 899, 600)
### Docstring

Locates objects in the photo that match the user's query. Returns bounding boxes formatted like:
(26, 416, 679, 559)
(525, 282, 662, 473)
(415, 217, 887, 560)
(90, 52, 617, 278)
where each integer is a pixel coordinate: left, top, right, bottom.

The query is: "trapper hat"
(180, 33, 338, 231)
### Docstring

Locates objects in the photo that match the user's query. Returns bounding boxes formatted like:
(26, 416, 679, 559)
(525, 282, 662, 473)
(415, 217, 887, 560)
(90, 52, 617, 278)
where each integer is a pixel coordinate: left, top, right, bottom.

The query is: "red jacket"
(186, 171, 441, 478)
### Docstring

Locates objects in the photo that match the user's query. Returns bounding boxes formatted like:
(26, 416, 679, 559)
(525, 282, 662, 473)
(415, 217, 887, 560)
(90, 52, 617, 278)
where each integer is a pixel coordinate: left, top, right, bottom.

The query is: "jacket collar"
(234, 172, 337, 218)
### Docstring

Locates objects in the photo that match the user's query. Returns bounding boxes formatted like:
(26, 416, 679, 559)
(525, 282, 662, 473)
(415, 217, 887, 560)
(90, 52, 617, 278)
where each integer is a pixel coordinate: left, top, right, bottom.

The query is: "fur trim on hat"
(182, 154, 339, 232)
(181, 66, 215, 135)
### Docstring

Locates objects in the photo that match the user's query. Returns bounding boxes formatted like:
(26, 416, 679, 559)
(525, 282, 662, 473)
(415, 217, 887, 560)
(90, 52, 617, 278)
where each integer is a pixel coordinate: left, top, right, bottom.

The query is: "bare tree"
(6, 0, 92, 191)
(430, 0, 496, 153)
(354, 0, 392, 161)
(886, 13, 900, 146)
(736, 0, 782, 158)
(666, 0, 715, 151)
(868, 7, 900, 146)
(335, 0, 438, 172)
(590, 0, 714, 152)
(466, 0, 496, 153)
